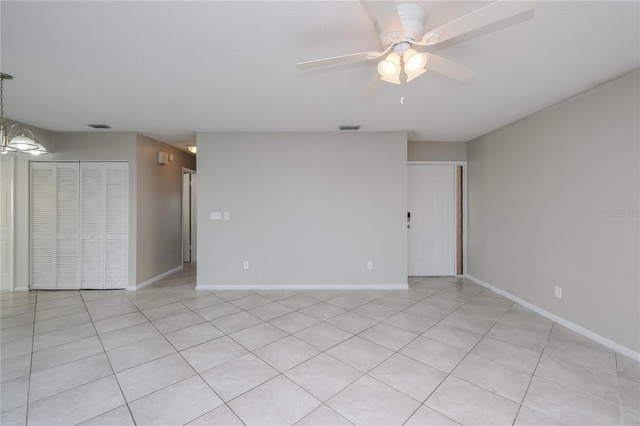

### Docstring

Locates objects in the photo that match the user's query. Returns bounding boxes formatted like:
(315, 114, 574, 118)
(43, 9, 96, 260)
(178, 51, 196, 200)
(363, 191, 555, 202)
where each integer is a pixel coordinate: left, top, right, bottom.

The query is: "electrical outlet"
(210, 212, 222, 220)
(243, 261, 249, 270)
(367, 261, 373, 270)
(555, 286, 562, 299)
(223, 212, 230, 220)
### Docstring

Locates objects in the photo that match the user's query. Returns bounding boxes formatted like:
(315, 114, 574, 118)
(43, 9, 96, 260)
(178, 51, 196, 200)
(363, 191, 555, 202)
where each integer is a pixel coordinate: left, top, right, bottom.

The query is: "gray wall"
(196, 132, 408, 287)
(12, 130, 138, 288)
(136, 135, 196, 284)
(467, 70, 640, 352)
(408, 142, 466, 161)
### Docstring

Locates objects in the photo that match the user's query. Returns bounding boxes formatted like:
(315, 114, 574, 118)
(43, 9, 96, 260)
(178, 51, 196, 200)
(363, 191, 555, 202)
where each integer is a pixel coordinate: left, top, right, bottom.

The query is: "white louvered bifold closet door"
(80, 162, 105, 289)
(104, 162, 128, 289)
(56, 163, 80, 289)
(31, 163, 56, 289)
(80, 162, 128, 289)
(30, 162, 80, 289)
(31, 161, 128, 290)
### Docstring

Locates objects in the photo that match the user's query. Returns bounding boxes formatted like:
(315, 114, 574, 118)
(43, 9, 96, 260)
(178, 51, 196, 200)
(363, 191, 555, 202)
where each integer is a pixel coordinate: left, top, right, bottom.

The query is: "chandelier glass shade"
(0, 73, 47, 155)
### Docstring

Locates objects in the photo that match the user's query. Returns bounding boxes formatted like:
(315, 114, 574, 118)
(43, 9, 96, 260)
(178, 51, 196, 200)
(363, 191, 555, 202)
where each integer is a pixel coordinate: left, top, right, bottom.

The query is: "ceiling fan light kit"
(0, 73, 48, 155)
(403, 49, 426, 74)
(377, 50, 428, 85)
(296, 0, 536, 85)
(377, 53, 401, 79)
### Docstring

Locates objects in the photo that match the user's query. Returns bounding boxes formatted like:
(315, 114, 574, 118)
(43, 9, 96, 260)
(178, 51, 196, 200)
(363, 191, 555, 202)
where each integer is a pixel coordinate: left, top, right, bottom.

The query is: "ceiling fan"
(297, 0, 536, 84)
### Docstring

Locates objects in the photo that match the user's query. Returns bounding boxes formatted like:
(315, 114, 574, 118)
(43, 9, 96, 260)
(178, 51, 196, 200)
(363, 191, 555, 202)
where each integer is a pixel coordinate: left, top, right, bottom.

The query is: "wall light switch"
(367, 261, 373, 270)
(223, 212, 230, 221)
(210, 212, 222, 220)
(243, 261, 249, 270)
(555, 286, 562, 299)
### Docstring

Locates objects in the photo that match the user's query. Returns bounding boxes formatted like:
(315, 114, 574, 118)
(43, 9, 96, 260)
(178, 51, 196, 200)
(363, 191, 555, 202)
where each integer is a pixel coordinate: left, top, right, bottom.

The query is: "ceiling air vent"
(88, 124, 111, 129)
(339, 125, 361, 131)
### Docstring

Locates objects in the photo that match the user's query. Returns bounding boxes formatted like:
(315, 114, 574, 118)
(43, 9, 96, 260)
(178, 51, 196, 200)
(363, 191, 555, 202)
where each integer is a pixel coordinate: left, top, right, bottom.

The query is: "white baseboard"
(195, 283, 409, 291)
(127, 265, 184, 291)
(13, 286, 30, 292)
(464, 273, 640, 361)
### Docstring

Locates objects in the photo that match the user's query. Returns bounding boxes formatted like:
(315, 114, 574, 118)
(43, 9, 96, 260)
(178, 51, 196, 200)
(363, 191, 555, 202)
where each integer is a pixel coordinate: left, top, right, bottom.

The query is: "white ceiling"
(1, 1, 638, 148)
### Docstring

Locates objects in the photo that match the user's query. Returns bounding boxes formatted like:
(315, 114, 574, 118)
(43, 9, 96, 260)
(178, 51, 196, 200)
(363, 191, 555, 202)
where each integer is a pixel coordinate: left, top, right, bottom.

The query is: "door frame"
(408, 161, 467, 276)
(1, 156, 15, 291)
(181, 168, 196, 264)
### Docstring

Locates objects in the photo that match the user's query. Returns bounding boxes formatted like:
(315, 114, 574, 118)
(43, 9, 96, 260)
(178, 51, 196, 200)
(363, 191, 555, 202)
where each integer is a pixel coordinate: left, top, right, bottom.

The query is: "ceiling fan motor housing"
(395, 3, 426, 44)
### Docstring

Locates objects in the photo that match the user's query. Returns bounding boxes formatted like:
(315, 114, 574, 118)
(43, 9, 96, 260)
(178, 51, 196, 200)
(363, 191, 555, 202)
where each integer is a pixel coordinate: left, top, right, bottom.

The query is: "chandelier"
(0, 73, 47, 155)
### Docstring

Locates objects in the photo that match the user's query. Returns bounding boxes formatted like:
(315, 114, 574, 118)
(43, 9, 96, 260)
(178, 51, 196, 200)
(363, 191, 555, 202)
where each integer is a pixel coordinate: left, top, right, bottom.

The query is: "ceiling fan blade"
(425, 54, 474, 82)
(418, 0, 536, 46)
(296, 47, 389, 71)
(361, 0, 404, 44)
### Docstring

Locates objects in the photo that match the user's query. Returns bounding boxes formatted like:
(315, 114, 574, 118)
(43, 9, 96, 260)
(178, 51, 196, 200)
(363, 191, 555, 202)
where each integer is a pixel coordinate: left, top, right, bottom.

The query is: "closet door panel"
(55, 163, 80, 289)
(30, 163, 55, 289)
(80, 162, 105, 289)
(104, 163, 128, 289)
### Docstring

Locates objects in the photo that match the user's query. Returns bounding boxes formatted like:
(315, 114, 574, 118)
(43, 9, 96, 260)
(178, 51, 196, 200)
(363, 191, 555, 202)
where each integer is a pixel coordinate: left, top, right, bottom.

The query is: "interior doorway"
(408, 163, 465, 276)
(182, 170, 197, 263)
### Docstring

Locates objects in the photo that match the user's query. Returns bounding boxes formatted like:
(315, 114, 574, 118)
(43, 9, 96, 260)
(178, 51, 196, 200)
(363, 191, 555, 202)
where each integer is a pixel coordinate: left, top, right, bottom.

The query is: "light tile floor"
(1, 263, 639, 426)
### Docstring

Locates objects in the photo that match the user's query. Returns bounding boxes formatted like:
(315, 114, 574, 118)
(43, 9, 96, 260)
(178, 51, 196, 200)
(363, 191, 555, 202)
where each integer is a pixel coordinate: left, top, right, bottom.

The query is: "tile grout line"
(11, 272, 633, 426)
(133, 297, 240, 425)
(78, 289, 137, 426)
(2, 278, 499, 425)
(401, 287, 517, 424)
(23, 289, 39, 426)
(614, 354, 625, 426)
(153, 289, 374, 424)
(510, 320, 555, 425)
(521, 323, 626, 423)
(182, 292, 337, 418)
(206, 280, 467, 425)
(330, 279, 489, 425)
(12, 280, 400, 423)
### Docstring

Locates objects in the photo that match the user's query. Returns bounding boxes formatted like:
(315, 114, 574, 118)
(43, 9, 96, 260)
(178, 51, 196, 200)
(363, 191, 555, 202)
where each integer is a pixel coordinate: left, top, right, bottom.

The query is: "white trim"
(127, 265, 183, 291)
(1, 157, 15, 291)
(464, 273, 640, 361)
(407, 161, 467, 276)
(408, 161, 467, 166)
(181, 167, 196, 264)
(13, 286, 30, 292)
(195, 283, 409, 291)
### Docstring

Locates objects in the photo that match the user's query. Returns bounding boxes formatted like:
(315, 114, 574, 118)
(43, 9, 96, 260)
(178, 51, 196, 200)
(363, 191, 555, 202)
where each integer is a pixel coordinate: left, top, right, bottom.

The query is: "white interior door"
(408, 164, 456, 276)
(182, 173, 191, 262)
(0, 157, 14, 291)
